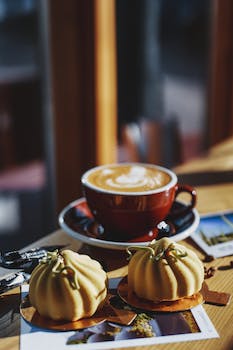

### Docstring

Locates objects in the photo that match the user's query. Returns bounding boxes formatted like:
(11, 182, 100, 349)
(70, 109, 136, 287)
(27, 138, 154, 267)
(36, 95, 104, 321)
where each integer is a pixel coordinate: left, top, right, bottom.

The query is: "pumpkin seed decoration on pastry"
(126, 237, 204, 303)
(29, 249, 108, 321)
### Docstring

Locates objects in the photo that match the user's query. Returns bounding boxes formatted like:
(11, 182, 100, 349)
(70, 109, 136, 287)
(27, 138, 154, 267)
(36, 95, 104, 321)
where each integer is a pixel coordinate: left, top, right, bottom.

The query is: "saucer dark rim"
(58, 198, 200, 250)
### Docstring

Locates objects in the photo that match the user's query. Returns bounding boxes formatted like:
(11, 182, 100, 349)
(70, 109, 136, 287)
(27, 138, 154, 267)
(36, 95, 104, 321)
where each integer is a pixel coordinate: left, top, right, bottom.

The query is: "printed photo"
(67, 296, 200, 345)
(21, 280, 218, 350)
(191, 211, 233, 258)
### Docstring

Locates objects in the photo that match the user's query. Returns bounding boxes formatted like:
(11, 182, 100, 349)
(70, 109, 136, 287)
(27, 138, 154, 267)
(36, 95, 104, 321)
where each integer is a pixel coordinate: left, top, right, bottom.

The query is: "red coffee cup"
(81, 163, 196, 241)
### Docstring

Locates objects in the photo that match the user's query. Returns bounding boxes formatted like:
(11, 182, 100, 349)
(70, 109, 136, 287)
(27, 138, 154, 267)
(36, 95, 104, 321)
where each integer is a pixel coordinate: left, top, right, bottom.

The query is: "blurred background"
(0, 0, 232, 250)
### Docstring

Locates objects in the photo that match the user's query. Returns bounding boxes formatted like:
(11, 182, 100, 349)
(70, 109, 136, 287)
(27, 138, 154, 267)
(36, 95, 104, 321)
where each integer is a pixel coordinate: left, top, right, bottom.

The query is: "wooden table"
(1, 138, 233, 350)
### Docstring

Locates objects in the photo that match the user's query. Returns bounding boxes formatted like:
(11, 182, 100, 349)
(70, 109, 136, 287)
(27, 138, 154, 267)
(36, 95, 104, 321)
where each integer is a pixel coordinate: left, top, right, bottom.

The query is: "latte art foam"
(85, 165, 171, 193)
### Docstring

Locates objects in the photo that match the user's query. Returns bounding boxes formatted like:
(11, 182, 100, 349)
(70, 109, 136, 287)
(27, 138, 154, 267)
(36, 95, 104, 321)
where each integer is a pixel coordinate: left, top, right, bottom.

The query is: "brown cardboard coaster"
(20, 293, 137, 331)
(117, 277, 204, 312)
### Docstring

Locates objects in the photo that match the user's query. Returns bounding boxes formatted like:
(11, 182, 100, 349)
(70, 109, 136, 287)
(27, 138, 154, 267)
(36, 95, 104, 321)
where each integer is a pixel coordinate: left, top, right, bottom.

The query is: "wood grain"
(1, 140, 233, 349)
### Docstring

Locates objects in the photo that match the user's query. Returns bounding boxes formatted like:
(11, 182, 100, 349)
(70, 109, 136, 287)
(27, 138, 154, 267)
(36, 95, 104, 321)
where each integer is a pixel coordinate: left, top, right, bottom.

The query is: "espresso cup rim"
(81, 162, 177, 195)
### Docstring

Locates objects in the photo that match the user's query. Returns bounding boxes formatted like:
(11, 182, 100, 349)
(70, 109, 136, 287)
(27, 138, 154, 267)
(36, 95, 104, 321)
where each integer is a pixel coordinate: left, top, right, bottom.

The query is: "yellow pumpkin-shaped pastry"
(127, 237, 204, 302)
(29, 249, 108, 321)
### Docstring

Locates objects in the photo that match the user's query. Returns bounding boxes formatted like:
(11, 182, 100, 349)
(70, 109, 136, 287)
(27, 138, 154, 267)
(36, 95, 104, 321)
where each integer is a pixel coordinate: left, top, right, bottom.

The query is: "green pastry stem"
(127, 243, 187, 262)
(126, 245, 156, 260)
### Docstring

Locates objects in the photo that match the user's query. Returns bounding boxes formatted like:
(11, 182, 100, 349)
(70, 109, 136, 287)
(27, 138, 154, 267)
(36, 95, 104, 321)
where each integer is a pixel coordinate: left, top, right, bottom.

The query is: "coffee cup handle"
(172, 184, 197, 217)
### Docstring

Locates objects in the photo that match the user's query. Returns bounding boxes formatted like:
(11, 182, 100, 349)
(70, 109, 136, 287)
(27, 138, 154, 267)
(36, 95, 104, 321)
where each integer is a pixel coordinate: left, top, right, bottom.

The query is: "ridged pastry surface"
(29, 249, 108, 321)
(127, 237, 204, 302)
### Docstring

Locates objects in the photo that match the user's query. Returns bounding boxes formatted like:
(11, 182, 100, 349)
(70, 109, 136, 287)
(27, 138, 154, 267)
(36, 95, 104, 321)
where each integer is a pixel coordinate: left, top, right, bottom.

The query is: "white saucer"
(58, 198, 200, 250)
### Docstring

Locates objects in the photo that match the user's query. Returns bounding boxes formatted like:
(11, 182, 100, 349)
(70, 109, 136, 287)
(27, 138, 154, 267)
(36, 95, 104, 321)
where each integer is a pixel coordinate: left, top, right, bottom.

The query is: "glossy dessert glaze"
(29, 250, 108, 321)
(127, 237, 204, 302)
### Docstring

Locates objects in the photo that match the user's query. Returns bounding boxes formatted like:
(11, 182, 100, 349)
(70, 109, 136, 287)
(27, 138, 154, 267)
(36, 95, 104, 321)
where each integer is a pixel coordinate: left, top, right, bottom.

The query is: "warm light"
(94, 0, 117, 164)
